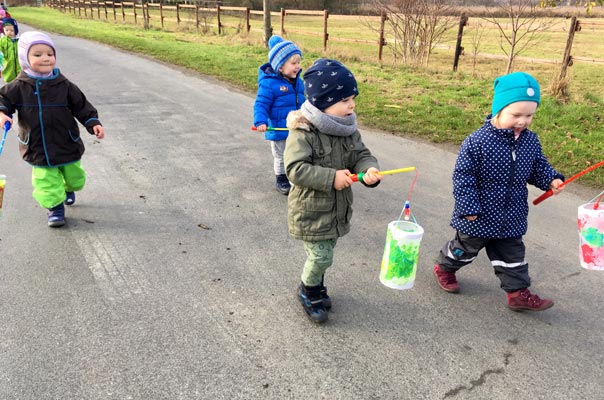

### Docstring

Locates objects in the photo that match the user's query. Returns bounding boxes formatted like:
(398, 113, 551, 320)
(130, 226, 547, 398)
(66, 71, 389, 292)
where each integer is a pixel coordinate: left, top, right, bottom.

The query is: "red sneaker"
(433, 264, 459, 293)
(507, 289, 554, 311)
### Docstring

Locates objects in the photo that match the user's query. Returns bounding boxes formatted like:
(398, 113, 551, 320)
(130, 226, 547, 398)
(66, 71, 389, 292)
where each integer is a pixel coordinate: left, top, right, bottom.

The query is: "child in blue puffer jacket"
(433, 72, 564, 312)
(253, 36, 305, 195)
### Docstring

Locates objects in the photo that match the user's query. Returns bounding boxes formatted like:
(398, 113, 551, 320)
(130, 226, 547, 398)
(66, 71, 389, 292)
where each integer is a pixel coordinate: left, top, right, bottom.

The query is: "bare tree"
(372, 0, 455, 67)
(481, 0, 560, 74)
(468, 19, 487, 77)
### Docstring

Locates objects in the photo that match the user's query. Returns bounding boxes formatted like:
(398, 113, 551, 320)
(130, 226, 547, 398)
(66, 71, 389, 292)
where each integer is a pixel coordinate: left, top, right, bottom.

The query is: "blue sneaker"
(47, 203, 66, 227)
(275, 174, 291, 195)
(65, 191, 76, 206)
(298, 283, 328, 323)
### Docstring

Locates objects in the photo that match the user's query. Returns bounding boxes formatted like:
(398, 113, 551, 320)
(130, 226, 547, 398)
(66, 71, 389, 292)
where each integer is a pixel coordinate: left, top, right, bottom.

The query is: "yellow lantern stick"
(351, 167, 416, 183)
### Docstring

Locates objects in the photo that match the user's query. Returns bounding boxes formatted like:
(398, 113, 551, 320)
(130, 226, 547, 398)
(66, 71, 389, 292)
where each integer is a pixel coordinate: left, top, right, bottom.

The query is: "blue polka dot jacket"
(450, 117, 564, 239)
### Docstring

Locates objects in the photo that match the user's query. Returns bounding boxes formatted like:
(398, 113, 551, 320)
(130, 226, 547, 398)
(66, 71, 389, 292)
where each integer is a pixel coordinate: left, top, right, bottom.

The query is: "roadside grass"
(12, 6, 604, 188)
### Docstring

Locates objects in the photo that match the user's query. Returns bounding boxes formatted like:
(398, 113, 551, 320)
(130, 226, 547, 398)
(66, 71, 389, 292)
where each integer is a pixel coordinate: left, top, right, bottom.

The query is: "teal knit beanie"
(491, 72, 540, 116)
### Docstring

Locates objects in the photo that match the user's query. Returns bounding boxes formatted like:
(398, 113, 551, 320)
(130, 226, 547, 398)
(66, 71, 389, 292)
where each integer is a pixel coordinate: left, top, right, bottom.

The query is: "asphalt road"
(0, 28, 603, 400)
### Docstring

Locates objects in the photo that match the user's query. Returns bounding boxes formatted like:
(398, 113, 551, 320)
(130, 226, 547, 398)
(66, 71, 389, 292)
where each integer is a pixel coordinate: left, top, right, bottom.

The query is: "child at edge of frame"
(433, 71, 564, 312)
(0, 17, 22, 83)
(0, 31, 105, 228)
(284, 58, 382, 323)
(253, 35, 305, 196)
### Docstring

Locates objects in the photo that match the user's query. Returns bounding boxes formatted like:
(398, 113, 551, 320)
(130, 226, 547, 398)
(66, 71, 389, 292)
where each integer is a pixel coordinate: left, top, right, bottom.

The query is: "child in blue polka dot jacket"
(433, 72, 565, 311)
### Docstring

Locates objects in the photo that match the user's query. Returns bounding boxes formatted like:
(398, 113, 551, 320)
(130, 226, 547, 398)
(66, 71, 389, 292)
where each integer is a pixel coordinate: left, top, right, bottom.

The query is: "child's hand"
(334, 169, 353, 190)
(361, 167, 382, 185)
(93, 125, 105, 139)
(0, 112, 12, 127)
(256, 124, 267, 133)
(550, 178, 564, 195)
(465, 215, 477, 221)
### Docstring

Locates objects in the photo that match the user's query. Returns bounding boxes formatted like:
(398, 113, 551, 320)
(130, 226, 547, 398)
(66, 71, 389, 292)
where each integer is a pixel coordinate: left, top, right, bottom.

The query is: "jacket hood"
(286, 109, 312, 132)
(258, 62, 277, 82)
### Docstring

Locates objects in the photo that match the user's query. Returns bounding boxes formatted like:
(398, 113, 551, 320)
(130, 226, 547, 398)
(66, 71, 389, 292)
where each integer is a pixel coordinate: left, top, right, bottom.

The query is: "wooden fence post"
(559, 16, 580, 81)
(322, 9, 328, 51)
(112, 1, 116, 21)
(195, 5, 199, 30)
(246, 7, 250, 33)
(453, 13, 468, 72)
(378, 11, 387, 62)
(160, 2, 164, 28)
(176, 3, 180, 26)
(217, 5, 222, 34)
(280, 8, 285, 36)
(133, 2, 137, 24)
(121, 2, 125, 21)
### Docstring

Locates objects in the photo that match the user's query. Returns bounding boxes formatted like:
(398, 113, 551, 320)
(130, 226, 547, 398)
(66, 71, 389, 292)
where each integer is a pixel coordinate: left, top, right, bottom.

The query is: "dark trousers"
(436, 231, 530, 293)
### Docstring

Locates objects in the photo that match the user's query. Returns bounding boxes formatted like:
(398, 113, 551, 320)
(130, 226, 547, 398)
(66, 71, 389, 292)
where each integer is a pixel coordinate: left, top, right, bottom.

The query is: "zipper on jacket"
(501, 138, 518, 233)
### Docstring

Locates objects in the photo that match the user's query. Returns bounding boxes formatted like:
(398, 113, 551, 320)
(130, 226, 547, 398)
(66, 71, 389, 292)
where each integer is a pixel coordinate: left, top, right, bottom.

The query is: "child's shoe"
(507, 288, 553, 311)
(275, 174, 291, 195)
(433, 264, 460, 293)
(320, 276, 332, 310)
(65, 191, 76, 206)
(298, 283, 328, 323)
(47, 203, 66, 227)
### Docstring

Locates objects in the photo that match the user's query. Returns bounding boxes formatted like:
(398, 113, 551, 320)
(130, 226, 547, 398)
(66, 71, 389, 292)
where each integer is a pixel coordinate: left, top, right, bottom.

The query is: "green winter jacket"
(0, 36, 21, 83)
(284, 109, 380, 241)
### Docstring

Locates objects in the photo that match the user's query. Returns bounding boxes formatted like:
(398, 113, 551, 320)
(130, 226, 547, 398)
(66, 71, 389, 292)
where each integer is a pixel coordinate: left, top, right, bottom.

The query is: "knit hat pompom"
(492, 72, 540, 116)
(2, 17, 18, 35)
(303, 58, 358, 111)
(267, 35, 302, 72)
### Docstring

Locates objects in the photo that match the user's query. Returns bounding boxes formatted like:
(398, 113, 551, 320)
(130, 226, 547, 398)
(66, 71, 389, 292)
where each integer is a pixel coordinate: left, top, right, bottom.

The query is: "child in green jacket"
(284, 59, 381, 323)
(0, 18, 21, 83)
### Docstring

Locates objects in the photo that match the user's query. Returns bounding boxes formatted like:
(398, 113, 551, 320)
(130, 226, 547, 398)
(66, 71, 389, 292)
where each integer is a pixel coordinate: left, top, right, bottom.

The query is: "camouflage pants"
(301, 239, 337, 287)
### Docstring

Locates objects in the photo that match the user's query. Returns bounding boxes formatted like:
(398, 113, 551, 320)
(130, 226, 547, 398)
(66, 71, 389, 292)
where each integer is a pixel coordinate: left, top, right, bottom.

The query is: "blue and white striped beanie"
(303, 59, 358, 111)
(268, 35, 301, 72)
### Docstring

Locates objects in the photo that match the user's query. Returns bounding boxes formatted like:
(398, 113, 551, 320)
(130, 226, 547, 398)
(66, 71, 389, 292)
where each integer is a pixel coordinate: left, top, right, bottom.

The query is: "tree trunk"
(506, 30, 517, 74)
(263, 0, 273, 47)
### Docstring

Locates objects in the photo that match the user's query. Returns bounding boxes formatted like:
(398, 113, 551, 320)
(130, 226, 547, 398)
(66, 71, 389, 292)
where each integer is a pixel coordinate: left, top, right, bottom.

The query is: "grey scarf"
(301, 101, 357, 137)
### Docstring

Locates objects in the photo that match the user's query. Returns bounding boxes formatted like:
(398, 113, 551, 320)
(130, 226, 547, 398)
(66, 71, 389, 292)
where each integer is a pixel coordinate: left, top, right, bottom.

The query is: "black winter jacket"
(0, 69, 102, 167)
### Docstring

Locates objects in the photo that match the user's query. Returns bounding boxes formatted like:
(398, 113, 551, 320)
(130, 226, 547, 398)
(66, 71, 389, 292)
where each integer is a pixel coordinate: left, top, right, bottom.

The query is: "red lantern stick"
(533, 160, 604, 206)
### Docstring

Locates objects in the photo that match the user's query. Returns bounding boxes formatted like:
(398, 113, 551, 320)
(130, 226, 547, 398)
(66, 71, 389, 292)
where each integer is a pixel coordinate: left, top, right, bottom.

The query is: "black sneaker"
(65, 191, 76, 206)
(276, 174, 291, 195)
(298, 283, 328, 323)
(319, 277, 332, 310)
(47, 203, 66, 227)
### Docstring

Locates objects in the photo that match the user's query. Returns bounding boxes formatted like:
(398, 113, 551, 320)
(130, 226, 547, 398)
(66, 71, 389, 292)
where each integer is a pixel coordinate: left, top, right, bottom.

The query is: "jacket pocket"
(67, 129, 81, 142)
(17, 131, 30, 145)
(299, 191, 334, 233)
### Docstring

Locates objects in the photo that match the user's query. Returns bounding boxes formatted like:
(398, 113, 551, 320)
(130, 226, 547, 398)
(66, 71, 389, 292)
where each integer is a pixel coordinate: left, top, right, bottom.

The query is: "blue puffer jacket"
(450, 117, 564, 239)
(253, 63, 305, 141)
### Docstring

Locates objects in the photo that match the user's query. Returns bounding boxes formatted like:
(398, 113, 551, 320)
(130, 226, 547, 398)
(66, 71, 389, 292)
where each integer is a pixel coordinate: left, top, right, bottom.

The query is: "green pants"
(301, 239, 337, 287)
(32, 161, 86, 209)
